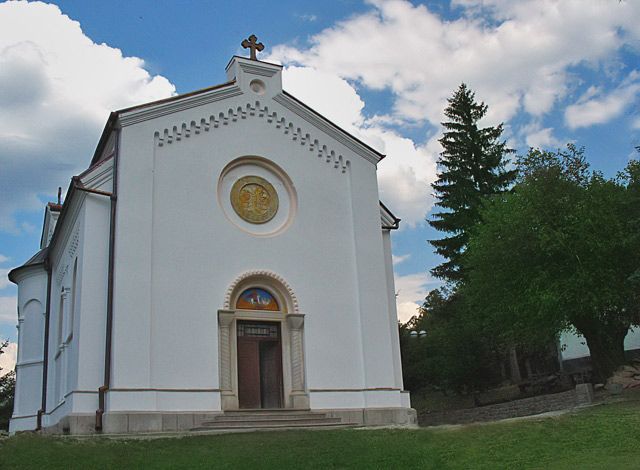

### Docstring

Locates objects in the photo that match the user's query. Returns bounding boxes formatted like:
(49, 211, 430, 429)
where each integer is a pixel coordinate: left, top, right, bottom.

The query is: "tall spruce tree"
(429, 83, 516, 283)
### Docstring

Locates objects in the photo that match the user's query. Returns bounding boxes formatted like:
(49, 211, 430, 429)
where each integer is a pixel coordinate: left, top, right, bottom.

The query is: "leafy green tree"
(464, 145, 640, 382)
(429, 83, 516, 283)
(0, 340, 16, 430)
(400, 289, 502, 399)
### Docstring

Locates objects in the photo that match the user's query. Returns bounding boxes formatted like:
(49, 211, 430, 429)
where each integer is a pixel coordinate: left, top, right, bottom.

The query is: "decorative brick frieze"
(55, 227, 80, 286)
(154, 101, 349, 173)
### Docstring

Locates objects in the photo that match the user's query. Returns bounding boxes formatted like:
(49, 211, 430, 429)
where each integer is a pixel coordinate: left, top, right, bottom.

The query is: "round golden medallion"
(230, 175, 279, 224)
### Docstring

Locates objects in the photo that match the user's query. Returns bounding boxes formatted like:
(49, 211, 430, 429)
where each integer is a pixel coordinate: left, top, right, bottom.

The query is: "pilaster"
(286, 313, 309, 408)
(217, 310, 236, 409)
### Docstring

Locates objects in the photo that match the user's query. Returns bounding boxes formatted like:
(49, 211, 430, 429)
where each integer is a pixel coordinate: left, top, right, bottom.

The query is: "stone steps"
(192, 410, 358, 432)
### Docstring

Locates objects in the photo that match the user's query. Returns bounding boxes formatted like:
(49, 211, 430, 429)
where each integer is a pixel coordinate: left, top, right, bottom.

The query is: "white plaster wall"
(42, 199, 94, 427)
(72, 194, 110, 411)
(383, 229, 404, 390)
(10, 268, 47, 432)
(560, 328, 640, 361)
(108, 61, 404, 411)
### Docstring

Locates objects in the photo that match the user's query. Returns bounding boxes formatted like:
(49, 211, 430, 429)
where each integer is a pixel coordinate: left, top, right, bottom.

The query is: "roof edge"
(380, 201, 401, 230)
(8, 248, 49, 284)
(281, 90, 385, 162)
(116, 80, 236, 116)
(90, 112, 119, 166)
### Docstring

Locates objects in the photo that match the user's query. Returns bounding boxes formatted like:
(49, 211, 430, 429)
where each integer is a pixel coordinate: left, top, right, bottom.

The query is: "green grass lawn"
(2, 400, 639, 470)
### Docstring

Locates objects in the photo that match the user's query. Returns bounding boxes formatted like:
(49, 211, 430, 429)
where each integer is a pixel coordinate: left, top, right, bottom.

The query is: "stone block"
(58, 417, 70, 434)
(363, 408, 396, 426)
(102, 413, 128, 434)
(575, 383, 594, 405)
(128, 413, 162, 433)
(613, 376, 635, 386)
(325, 409, 365, 425)
(69, 415, 96, 435)
(162, 414, 177, 432)
(291, 392, 310, 410)
(394, 408, 417, 425)
(610, 383, 623, 395)
(177, 413, 195, 430)
(193, 413, 206, 427)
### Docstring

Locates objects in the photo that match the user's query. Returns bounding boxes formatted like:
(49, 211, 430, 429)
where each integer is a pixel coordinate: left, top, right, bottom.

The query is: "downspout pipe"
(95, 126, 119, 431)
(36, 258, 53, 431)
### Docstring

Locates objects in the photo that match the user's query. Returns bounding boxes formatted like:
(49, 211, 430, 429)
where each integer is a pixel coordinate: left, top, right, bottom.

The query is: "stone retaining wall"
(419, 389, 578, 426)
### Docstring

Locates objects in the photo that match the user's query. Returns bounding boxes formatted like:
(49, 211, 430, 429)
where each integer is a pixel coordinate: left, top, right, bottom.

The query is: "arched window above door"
(236, 287, 280, 311)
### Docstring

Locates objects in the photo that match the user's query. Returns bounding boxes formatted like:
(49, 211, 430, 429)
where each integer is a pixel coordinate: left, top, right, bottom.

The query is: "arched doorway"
(218, 271, 309, 411)
(235, 288, 284, 409)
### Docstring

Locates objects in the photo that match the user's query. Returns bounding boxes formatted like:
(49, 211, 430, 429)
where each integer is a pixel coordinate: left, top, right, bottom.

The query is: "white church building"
(9, 40, 414, 434)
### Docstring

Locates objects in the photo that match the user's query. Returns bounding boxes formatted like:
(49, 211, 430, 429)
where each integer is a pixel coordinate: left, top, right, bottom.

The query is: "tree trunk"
(508, 346, 522, 384)
(577, 322, 628, 384)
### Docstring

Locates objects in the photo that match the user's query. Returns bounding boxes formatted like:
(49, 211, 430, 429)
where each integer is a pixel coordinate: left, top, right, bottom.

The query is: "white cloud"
(397, 301, 421, 325)
(282, 66, 365, 134)
(0, 1, 175, 233)
(394, 272, 438, 323)
(375, 130, 438, 227)
(0, 269, 10, 291)
(271, 0, 640, 128)
(0, 255, 9, 291)
(282, 65, 438, 227)
(296, 13, 318, 22)
(0, 341, 17, 376)
(564, 71, 640, 129)
(392, 253, 411, 265)
(521, 123, 562, 149)
(268, 0, 640, 225)
(0, 296, 17, 326)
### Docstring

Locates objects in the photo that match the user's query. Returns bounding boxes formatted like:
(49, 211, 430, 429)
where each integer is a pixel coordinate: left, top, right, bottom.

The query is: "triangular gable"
(90, 58, 384, 170)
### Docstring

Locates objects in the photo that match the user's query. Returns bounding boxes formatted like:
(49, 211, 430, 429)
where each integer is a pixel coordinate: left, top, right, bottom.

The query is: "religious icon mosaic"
(230, 175, 279, 224)
(236, 288, 280, 311)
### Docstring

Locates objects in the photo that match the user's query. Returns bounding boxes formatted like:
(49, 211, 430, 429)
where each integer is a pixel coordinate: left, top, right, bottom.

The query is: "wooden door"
(237, 339, 260, 409)
(260, 341, 283, 408)
(237, 321, 283, 409)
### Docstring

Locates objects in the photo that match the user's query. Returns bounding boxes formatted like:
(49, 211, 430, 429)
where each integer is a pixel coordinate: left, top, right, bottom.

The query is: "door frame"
(217, 271, 309, 411)
(236, 320, 284, 409)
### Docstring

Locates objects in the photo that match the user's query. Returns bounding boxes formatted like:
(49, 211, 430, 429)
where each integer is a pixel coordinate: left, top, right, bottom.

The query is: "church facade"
(9, 48, 414, 434)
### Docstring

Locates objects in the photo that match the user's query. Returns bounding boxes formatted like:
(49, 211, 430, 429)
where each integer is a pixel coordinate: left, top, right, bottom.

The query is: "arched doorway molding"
(218, 270, 308, 410)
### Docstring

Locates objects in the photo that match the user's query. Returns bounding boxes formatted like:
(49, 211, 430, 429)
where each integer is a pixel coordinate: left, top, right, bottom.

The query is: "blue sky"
(1, 0, 639, 369)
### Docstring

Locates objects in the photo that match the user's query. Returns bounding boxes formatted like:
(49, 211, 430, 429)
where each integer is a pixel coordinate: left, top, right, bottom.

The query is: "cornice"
(154, 100, 349, 173)
(9, 263, 47, 285)
(80, 157, 113, 189)
(49, 193, 84, 272)
(119, 84, 243, 127)
(237, 60, 280, 78)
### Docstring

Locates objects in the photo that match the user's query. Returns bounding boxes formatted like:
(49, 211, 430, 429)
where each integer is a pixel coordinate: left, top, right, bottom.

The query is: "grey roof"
(8, 247, 48, 283)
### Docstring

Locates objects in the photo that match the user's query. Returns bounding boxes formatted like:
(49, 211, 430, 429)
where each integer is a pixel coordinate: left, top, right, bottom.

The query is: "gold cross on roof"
(242, 35, 264, 61)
